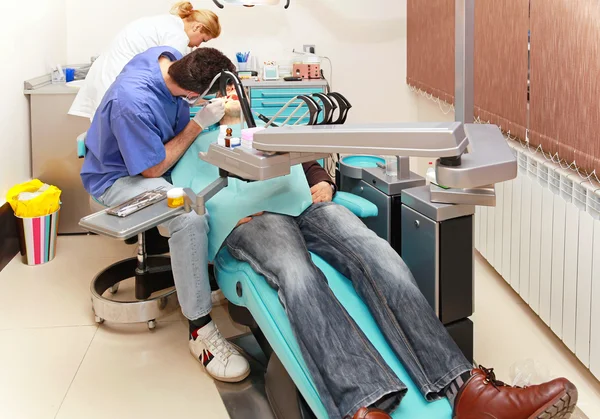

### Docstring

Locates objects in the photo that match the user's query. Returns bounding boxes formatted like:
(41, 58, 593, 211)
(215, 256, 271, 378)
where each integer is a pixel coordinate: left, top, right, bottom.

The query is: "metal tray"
(79, 200, 184, 240)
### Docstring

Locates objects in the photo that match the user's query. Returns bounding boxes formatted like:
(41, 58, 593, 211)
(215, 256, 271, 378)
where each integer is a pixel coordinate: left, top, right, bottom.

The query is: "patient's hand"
(310, 182, 334, 204)
(236, 212, 264, 227)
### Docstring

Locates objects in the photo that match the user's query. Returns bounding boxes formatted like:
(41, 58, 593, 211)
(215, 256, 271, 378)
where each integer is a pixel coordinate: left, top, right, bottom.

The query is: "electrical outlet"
(303, 44, 316, 54)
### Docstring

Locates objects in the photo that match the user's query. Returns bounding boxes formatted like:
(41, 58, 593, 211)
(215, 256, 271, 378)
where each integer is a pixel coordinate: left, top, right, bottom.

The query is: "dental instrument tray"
(79, 197, 184, 240)
(106, 187, 167, 218)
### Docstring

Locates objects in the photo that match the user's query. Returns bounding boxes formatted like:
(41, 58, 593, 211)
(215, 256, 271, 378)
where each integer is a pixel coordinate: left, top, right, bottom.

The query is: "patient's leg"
(297, 202, 472, 402)
(225, 212, 406, 418)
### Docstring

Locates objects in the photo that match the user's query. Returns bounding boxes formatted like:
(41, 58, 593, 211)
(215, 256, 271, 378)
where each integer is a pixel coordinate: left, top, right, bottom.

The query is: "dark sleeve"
(302, 161, 336, 191)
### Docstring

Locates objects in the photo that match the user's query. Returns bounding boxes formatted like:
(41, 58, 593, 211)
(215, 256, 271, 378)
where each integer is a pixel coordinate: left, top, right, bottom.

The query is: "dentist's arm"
(141, 122, 202, 178)
(141, 100, 225, 178)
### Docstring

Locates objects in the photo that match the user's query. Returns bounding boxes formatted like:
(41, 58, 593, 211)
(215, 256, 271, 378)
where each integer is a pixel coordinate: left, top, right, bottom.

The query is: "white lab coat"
(69, 14, 190, 120)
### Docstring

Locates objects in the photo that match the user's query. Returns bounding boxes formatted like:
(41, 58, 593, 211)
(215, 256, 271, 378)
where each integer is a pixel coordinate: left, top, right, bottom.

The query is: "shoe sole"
(530, 381, 579, 419)
(210, 367, 251, 383)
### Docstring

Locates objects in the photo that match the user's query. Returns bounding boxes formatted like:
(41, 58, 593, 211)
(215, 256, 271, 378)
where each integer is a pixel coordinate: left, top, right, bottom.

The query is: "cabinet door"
(30, 94, 91, 234)
(350, 181, 391, 242)
(401, 205, 438, 316)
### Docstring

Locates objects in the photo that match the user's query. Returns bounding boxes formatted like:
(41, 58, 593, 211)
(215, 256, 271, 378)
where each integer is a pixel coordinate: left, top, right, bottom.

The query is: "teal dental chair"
(213, 194, 452, 418)
(183, 87, 453, 417)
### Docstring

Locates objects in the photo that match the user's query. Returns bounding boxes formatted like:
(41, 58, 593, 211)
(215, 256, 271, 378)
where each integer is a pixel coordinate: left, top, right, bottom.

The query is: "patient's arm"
(303, 161, 336, 203)
(303, 161, 335, 189)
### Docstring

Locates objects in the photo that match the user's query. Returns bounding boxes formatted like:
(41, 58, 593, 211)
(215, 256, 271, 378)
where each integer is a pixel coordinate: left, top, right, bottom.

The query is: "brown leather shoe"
(453, 365, 578, 419)
(346, 406, 391, 419)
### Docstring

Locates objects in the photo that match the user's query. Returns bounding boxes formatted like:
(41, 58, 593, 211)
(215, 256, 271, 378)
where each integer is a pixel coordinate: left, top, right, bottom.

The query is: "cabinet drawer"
(250, 87, 324, 100)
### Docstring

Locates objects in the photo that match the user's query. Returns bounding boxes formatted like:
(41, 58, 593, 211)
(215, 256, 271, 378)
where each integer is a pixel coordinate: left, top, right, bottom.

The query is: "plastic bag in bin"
(6, 179, 61, 218)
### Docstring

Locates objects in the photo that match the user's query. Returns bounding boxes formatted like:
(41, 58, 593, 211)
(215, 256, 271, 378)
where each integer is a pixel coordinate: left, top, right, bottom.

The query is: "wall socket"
(303, 44, 316, 54)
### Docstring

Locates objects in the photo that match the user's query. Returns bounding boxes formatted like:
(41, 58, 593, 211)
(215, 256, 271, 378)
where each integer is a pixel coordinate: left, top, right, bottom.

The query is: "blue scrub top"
(81, 46, 190, 199)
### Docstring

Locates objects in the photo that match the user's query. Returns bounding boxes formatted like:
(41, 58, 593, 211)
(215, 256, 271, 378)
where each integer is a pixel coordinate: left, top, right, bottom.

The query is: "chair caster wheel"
(95, 316, 104, 324)
(109, 283, 119, 294)
(147, 320, 157, 330)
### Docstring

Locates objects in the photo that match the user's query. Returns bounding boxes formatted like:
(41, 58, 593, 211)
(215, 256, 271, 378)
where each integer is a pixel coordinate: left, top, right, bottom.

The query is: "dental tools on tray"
(106, 187, 167, 217)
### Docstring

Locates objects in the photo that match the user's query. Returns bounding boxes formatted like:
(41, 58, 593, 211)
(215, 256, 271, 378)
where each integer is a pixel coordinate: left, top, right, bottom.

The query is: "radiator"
(475, 139, 600, 379)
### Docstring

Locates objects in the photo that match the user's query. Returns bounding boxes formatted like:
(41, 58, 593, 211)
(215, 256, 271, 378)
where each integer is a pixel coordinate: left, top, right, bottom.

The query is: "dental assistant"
(69, 1, 221, 120)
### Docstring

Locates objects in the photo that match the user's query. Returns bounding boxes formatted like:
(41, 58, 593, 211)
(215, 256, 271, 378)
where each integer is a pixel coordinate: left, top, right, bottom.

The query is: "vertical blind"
(407, 0, 455, 104)
(407, 0, 528, 140)
(529, 0, 600, 173)
(474, 0, 528, 140)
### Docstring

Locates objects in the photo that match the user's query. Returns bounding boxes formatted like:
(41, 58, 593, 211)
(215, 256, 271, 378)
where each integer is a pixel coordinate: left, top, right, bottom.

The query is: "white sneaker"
(189, 321, 250, 383)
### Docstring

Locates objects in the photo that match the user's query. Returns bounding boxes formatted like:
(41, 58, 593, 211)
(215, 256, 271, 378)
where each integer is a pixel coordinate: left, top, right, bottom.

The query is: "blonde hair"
(170, 2, 221, 39)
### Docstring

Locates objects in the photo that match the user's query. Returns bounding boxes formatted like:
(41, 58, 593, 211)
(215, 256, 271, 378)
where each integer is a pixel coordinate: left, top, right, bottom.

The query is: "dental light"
(212, 0, 290, 9)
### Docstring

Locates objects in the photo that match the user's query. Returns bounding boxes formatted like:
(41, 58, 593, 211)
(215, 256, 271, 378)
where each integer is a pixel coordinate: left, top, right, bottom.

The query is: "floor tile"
(0, 326, 96, 419)
(0, 254, 122, 329)
(57, 235, 133, 260)
(55, 321, 229, 419)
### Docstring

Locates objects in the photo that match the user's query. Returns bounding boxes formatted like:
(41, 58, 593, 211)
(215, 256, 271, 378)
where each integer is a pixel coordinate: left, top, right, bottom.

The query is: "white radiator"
(476, 140, 600, 379)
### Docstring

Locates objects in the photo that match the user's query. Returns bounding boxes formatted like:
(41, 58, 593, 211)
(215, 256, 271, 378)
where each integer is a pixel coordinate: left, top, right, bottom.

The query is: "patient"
(214, 93, 578, 419)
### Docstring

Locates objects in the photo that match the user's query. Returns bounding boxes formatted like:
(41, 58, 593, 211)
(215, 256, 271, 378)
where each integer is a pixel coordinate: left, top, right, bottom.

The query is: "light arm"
(200, 121, 516, 191)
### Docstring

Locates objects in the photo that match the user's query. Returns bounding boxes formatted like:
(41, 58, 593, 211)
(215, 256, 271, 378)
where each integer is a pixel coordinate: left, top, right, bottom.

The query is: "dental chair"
(77, 133, 179, 330)
(212, 202, 452, 418)
(169, 75, 454, 418)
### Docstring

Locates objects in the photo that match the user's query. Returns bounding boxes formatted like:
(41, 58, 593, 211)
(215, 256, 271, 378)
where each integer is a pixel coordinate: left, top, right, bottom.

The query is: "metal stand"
(82, 177, 233, 330)
(216, 331, 317, 419)
(90, 231, 179, 330)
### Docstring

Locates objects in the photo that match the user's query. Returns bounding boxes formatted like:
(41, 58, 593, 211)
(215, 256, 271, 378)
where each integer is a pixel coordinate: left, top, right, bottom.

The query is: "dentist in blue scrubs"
(80, 46, 251, 383)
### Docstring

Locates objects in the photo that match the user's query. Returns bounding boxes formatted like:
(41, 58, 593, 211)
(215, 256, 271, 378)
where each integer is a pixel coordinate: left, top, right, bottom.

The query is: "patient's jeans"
(225, 202, 472, 418)
(98, 176, 212, 321)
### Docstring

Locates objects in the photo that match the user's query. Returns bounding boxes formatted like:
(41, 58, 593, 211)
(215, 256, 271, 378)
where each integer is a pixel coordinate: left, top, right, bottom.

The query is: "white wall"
(0, 0, 67, 205)
(66, 0, 423, 124)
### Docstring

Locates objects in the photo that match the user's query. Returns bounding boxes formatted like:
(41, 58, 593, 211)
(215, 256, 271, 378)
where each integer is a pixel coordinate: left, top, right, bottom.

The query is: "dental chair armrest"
(77, 132, 87, 159)
(332, 191, 378, 218)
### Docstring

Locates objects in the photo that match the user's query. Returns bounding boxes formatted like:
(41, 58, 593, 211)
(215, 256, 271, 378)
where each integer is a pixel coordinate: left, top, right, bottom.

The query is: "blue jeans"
(225, 202, 472, 418)
(98, 176, 212, 321)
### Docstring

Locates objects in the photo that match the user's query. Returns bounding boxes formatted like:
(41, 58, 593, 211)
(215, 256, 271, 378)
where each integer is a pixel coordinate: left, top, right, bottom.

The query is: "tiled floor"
(0, 235, 598, 418)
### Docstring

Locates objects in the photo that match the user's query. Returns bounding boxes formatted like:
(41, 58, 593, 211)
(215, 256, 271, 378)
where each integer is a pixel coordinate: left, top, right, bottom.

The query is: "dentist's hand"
(192, 99, 225, 130)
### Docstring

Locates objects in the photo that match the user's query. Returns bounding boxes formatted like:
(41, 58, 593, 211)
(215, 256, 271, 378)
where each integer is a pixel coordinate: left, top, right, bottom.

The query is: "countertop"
(24, 83, 81, 95)
(24, 73, 84, 95)
(24, 77, 328, 95)
(242, 79, 328, 88)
